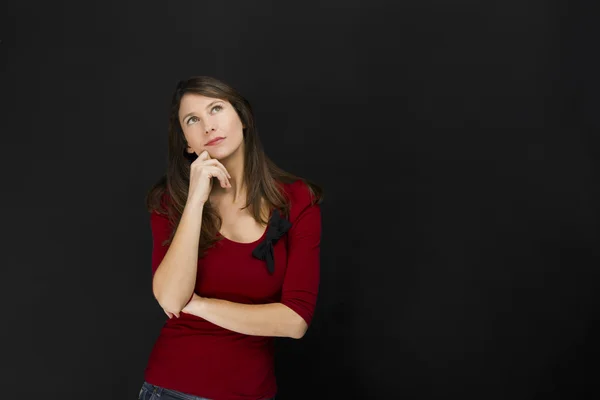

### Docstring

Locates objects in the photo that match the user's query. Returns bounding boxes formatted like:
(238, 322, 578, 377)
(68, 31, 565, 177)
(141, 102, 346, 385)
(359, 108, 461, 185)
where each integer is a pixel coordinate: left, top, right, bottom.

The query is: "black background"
(2, 1, 599, 399)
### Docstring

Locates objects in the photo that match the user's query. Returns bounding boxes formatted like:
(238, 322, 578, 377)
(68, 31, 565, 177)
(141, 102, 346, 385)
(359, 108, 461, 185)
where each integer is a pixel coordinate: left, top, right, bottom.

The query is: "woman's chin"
(207, 149, 229, 160)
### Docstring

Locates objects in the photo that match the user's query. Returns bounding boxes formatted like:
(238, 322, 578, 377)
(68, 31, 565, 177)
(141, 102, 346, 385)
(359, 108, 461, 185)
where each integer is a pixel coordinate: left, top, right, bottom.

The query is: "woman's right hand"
(188, 150, 232, 204)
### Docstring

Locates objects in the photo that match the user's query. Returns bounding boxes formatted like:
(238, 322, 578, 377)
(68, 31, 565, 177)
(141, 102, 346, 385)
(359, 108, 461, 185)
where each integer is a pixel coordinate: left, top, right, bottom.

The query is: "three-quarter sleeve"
(280, 198, 322, 327)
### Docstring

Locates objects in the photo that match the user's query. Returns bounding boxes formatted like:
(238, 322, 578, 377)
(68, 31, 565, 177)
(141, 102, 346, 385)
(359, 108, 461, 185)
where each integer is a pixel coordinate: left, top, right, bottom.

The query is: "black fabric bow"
(252, 209, 292, 274)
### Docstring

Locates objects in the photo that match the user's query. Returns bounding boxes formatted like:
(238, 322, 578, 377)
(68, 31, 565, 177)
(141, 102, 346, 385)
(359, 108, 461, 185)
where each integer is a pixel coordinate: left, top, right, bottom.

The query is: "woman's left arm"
(181, 201, 321, 339)
(182, 294, 306, 338)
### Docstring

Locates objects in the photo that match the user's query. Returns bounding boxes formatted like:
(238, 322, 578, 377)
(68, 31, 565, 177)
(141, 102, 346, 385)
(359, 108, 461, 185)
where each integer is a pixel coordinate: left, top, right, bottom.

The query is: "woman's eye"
(186, 105, 222, 125)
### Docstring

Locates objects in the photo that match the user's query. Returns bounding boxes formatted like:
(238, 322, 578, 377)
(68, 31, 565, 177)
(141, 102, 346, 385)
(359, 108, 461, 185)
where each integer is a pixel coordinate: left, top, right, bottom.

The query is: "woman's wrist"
(182, 200, 205, 222)
(182, 294, 206, 316)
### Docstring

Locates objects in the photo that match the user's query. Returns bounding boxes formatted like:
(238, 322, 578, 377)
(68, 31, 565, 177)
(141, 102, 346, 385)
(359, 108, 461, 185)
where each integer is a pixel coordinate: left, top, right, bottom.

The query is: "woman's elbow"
(153, 287, 187, 314)
(290, 318, 309, 339)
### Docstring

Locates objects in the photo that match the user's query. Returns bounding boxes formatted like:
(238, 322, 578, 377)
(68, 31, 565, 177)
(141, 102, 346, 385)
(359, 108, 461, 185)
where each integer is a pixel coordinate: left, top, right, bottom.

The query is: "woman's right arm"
(152, 201, 205, 315)
(151, 150, 231, 316)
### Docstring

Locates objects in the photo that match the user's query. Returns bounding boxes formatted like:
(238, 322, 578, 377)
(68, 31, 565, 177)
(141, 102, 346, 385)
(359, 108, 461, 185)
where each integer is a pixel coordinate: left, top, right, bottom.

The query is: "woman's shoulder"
(281, 179, 310, 201)
(280, 179, 319, 221)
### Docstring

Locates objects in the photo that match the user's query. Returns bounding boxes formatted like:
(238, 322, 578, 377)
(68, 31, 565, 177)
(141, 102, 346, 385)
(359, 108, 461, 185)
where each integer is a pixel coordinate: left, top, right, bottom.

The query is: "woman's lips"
(206, 137, 225, 146)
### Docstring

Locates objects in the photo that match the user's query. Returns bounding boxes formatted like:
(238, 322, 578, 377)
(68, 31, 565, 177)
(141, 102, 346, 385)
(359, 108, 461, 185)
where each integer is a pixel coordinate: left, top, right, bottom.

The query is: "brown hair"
(145, 76, 323, 257)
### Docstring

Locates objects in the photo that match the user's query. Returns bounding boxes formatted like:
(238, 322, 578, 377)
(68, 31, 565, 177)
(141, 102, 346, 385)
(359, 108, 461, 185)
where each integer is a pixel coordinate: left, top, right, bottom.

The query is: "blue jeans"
(138, 381, 276, 400)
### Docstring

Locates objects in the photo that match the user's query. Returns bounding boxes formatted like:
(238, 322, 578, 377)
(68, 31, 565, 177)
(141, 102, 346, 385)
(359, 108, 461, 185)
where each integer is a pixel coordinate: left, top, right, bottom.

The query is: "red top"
(143, 180, 321, 400)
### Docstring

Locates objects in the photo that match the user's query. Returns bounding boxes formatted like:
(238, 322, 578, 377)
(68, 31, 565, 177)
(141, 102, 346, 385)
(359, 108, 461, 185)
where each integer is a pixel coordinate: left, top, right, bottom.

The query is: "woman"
(138, 76, 323, 400)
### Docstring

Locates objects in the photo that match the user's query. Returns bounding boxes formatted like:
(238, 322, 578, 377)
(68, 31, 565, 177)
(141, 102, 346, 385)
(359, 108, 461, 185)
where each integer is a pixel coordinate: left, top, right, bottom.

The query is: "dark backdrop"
(2, 1, 598, 399)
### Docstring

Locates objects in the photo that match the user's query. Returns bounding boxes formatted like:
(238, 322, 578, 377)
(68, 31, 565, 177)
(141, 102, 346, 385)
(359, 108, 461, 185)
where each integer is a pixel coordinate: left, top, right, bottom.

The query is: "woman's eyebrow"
(182, 101, 222, 121)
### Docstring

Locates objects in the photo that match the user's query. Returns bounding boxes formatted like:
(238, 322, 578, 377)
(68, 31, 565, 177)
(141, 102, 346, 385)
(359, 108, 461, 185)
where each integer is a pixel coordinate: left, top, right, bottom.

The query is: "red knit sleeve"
(150, 194, 174, 278)
(280, 182, 322, 327)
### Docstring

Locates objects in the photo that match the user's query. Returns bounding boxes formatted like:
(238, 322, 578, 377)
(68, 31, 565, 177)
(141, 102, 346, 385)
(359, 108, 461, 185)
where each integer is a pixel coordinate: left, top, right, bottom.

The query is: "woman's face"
(178, 93, 245, 160)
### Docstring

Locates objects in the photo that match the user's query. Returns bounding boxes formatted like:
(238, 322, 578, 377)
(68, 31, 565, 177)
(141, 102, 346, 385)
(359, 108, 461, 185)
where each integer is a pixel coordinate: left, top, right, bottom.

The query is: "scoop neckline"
(217, 209, 273, 246)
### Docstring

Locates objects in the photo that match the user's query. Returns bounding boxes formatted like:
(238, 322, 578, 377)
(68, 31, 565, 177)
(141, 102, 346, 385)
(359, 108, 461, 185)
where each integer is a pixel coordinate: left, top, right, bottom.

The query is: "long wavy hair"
(145, 76, 323, 257)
